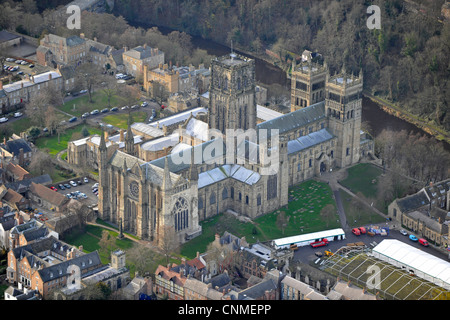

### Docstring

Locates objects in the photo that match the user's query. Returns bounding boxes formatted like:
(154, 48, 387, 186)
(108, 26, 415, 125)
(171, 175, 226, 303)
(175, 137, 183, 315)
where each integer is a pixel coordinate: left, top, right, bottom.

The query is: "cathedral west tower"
(208, 53, 257, 135)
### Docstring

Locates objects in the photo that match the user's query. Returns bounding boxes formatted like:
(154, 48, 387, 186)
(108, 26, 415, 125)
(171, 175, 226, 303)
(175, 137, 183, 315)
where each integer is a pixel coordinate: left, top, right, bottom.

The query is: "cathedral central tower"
(208, 53, 257, 135)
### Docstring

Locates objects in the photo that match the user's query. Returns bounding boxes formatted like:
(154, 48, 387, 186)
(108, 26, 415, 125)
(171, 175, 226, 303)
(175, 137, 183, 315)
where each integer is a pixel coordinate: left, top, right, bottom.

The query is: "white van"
(14, 112, 23, 118)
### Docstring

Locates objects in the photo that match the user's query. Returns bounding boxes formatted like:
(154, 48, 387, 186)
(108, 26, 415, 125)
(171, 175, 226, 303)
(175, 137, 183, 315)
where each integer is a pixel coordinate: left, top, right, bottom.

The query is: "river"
(132, 22, 450, 151)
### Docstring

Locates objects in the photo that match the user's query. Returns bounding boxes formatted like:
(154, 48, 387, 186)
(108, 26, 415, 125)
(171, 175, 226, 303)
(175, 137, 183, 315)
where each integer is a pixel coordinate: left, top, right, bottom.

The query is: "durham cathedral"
(96, 52, 374, 246)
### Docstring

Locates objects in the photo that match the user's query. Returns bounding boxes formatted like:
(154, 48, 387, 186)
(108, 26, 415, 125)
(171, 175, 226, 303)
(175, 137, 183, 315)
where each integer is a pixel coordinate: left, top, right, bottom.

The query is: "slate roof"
(123, 46, 159, 60)
(198, 164, 261, 189)
(0, 30, 20, 43)
(395, 191, 430, 213)
(38, 251, 102, 283)
(4, 139, 32, 156)
(257, 101, 326, 138)
(237, 278, 277, 300)
(287, 128, 335, 154)
(5, 174, 52, 193)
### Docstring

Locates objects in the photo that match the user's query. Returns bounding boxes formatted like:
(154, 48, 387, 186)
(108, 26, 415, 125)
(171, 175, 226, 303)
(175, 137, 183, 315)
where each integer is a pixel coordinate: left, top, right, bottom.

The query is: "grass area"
(181, 179, 340, 258)
(64, 224, 135, 265)
(59, 91, 128, 117)
(102, 111, 147, 129)
(339, 163, 383, 198)
(35, 124, 102, 156)
(339, 189, 387, 227)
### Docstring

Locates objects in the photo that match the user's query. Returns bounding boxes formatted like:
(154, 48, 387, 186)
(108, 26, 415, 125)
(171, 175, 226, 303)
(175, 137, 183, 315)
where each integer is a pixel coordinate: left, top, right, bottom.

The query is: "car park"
(409, 234, 418, 242)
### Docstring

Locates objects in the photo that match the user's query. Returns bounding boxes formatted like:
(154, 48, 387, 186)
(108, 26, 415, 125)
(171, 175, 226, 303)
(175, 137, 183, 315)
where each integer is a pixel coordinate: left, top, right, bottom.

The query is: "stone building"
(94, 52, 372, 248)
(388, 179, 450, 247)
(123, 45, 164, 79)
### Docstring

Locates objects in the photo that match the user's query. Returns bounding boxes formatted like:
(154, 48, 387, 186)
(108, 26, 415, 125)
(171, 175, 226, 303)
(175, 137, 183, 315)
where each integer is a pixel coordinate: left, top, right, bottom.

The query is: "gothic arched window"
(222, 188, 228, 200)
(172, 197, 189, 231)
(210, 192, 216, 205)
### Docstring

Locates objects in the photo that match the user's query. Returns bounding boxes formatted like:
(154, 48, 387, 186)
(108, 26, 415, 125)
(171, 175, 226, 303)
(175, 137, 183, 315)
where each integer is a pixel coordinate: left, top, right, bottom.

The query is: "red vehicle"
(359, 227, 366, 234)
(161, 105, 166, 109)
(419, 238, 429, 247)
(310, 239, 329, 248)
(352, 228, 361, 236)
(50, 186, 58, 191)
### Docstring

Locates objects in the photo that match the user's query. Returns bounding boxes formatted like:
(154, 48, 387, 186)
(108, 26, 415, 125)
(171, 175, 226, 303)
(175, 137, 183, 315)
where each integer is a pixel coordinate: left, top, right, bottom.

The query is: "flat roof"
(273, 228, 345, 247)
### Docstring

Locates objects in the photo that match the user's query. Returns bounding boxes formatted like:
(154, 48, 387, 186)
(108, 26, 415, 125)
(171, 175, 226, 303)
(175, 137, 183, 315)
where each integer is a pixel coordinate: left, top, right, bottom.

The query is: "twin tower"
(207, 52, 364, 170)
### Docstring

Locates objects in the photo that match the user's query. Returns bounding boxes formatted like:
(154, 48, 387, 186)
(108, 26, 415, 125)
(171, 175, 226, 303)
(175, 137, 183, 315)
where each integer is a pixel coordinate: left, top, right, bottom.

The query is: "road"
(292, 226, 449, 264)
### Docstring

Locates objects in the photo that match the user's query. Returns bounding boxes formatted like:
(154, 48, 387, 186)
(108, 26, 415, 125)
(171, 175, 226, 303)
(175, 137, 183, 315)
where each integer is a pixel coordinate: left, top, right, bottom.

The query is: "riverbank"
(364, 91, 450, 147)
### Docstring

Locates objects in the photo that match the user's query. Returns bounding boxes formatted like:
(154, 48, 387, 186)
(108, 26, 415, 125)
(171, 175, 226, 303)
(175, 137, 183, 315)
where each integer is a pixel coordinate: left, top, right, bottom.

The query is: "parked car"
(83, 177, 89, 183)
(141, 101, 148, 107)
(121, 106, 129, 110)
(69, 180, 77, 187)
(152, 109, 156, 116)
(359, 227, 366, 234)
(101, 108, 109, 113)
(110, 107, 118, 112)
(161, 105, 166, 109)
(310, 239, 329, 248)
(0, 117, 8, 123)
(92, 183, 99, 189)
(352, 228, 361, 236)
(50, 186, 58, 191)
(69, 116, 77, 122)
(14, 112, 23, 118)
(409, 235, 418, 242)
(131, 104, 139, 109)
(79, 89, 88, 94)
(64, 184, 71, 189)
(418, 238, 429, 247)
(400, 229, 408, 236)
(90, 109, 99, 115)
(82, 112, 90, 118)
(58, 184, 65, 190)
(29, 64, 34, 68)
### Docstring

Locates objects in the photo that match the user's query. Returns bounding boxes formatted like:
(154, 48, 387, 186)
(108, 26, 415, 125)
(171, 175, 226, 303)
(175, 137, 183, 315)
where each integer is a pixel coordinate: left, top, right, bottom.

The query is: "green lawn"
(339, 189, 386, 227)
(59, 91, 129, 117)
(339, 163, 383, 198)
(181, 179, 340, 258)
(35, 125, 102, 156)
(102, 111, 147, 129)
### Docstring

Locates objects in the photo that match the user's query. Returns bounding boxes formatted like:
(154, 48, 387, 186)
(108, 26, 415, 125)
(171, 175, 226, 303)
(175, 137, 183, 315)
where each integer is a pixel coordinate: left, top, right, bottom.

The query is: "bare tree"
(100, 75, 118, 108)
(320, 204, 335, 228)
(76, 62, 102, 103)
(126, 243, 159, 276)
(159, 226, 179, 264)
(27, 150, 54, 176)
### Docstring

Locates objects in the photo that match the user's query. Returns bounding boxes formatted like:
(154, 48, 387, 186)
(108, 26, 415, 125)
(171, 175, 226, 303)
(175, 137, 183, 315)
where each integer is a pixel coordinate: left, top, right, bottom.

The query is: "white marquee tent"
(372, 239, 450, 290)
